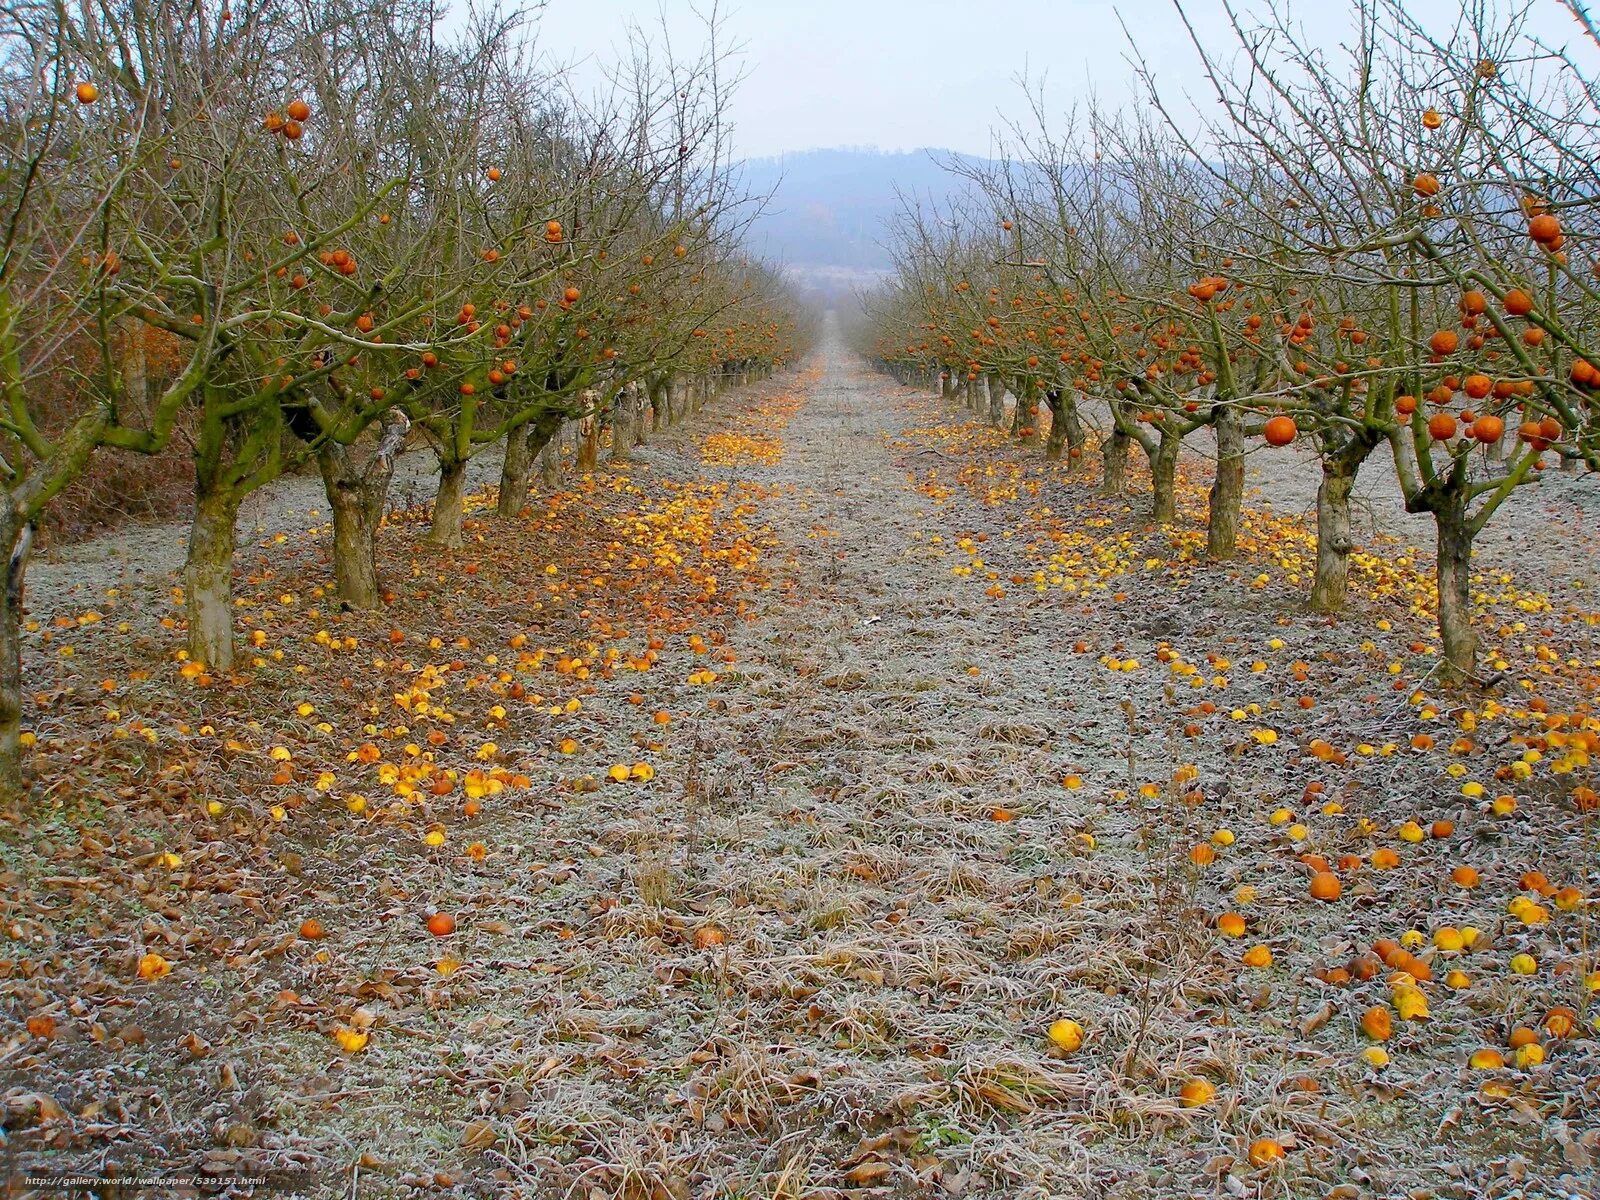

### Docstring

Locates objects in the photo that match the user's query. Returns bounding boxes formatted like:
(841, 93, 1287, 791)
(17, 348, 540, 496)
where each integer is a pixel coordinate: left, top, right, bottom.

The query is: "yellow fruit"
(1515, 1042, 1545, 1069)
(333, 1027, 369, 1053)
(1469, 1048, 1505, 1069)
(1179, 1077, 1216, 1107)
(1433, 927, 1464, 952)
(1397, 820, 1424, 843)
(1046, 1019, 1084, 1053)
(136, 952, 171, 981)
(1361, 1046, 1390, 1068)
(1510, 953, 1538, 975)
(1445, 969, 1470, 989)
(1241, 945, 1274, 968)
(1217, 912, 1247, 938)
(1393, 985, 1430, 1021)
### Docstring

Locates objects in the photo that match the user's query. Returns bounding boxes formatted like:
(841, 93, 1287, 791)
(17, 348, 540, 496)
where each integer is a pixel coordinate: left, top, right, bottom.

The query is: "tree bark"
(0, 516, 34, 796)
(539, 424, 564, 487)
(1102, 426, 1131, 495)
(577, 412, 600, 472)
(498, 420, 535, 518)
(632, 384, 649, 447)
(428, 456, 467, 549)
(1435, 502, 1478, 682)
(1309, 459, 1355, 614)
(1150, 429, 1180, 525)
(610, 385, 634, 463)
(321, 410, 409, 608)
(1206, 403, 1245, 558)
(986, 374, 1005, 428)
(184, 474, 242, 671)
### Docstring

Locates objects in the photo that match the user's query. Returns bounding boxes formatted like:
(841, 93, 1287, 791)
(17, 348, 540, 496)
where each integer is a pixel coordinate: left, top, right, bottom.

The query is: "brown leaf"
(843, 1161, 893, 1187)
(461, 1120, 497, 1151)
(1299, 1001, 1332, 1037)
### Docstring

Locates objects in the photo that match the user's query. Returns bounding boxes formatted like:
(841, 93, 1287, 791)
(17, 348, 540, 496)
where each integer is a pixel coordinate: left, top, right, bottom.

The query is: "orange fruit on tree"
(1529, 213, 1561, 244)
(1427, 413, 1457, 441)
(286, 98, 311, 121)
(76, 81, 99, 104)
(1263, 415, 1297, 446)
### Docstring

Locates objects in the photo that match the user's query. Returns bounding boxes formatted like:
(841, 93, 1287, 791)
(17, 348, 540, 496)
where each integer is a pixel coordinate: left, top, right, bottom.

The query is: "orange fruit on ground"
(1309, 871, 1341, 901)
(1361, 1006, 1393, 1041)
(1248, 1138, 1286, 1167)
(426, 912, 456, 937)
(298, 919, 326, 940)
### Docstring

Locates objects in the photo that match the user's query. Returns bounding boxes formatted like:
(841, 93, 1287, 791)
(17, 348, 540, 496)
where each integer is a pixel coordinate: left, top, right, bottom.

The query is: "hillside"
(740, 147, 991, 297)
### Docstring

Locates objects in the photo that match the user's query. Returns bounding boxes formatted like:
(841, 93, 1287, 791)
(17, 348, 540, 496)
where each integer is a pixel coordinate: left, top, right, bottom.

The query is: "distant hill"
(739, 147, 993, 301)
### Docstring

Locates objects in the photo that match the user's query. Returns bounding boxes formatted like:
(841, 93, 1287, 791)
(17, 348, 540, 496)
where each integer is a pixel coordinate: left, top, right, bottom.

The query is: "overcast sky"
(527, 0, 1592, 160)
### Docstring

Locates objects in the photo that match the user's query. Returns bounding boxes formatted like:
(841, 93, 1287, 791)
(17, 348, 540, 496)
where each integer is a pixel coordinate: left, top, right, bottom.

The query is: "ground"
(4, 330, 1599, 1200)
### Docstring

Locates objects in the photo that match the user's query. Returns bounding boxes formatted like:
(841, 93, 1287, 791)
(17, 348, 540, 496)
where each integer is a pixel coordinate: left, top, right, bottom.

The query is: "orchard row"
(0, 0, 809, 790)
(855, 1, 1598, 683)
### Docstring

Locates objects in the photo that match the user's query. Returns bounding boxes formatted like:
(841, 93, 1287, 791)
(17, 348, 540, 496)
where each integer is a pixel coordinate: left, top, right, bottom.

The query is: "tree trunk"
(319, 413, 408, 609)
(1102, 427, 1131, 495)
(650, 377, 668, 432)
(1150, 430, 1180, 525)
(610, 386, 633, 463)
(1206, 403, 1245, 559)
(1435, 503, 1477, 682)
(184, 475, 242, 672)
(1044, 391, 1067, 461)
(0, 516, 34, 796)
(1309, 459, 1356, 614)
(539, 425, 564, 487)
(632, 385, 648, 447)
(498, 421, 534, 518)
(987, 374, 1005, 428)
(428, 456, 467, 549)
(577, 413, 600, 472)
